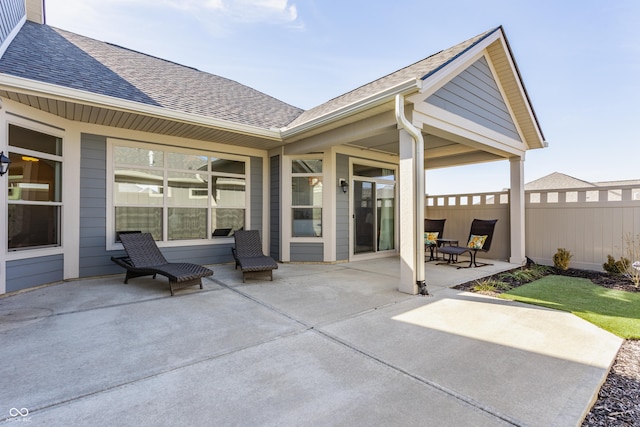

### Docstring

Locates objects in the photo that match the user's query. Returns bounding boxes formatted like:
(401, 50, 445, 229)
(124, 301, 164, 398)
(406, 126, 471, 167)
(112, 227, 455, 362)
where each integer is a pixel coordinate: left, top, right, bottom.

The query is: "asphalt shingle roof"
(0, 22, 304, 129)
(0, 22, 500, 133)
(285, 28, 499, 128)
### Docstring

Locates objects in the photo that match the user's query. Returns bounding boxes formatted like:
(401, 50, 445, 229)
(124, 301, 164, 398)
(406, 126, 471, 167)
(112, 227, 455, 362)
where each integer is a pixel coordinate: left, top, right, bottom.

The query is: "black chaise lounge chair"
(437, 219, 498, 269)
(424, 218, 446, 261)
(231, 230, 278, 282)
(111, 232, 213, 295)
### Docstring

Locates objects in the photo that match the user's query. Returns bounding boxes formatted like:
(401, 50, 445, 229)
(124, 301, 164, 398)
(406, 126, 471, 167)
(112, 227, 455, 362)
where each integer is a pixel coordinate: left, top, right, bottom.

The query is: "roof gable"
(426, 56, 521, 141)
(285, 28, 498, 129)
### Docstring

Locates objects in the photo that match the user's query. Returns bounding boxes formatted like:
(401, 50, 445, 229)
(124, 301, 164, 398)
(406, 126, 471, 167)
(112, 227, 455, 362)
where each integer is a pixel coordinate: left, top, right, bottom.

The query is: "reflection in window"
(114, 168, 164, 205)
(112, 144, 247, 242)
(8, 125, 63, 250)
(115, 207, 163, 240)
(168, 208, 207, 240)
(292, 159, 322, 237)
(8, 205, 59, 249)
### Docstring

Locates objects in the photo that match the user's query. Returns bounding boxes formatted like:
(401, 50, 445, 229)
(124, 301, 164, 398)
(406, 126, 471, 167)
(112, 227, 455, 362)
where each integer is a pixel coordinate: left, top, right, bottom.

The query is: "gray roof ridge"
(419, 26, 501, 81)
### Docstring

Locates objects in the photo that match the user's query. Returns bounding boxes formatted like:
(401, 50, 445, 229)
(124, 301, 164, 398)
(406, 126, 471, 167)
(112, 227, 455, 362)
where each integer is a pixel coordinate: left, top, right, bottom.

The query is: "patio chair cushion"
(424, 232, 439, 245)
(467, 234, 487, 249)
(438, 219, 497, 269)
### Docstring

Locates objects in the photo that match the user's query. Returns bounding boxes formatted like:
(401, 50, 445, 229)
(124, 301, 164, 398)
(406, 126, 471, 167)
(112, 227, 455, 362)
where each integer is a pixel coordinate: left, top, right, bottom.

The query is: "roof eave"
(281, 79, 422, 139)
(0, 73, 282, 140)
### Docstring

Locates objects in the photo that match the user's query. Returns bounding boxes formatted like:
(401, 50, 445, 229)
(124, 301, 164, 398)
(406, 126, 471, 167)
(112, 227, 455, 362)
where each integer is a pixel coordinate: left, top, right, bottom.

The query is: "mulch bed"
(454, 266, 640, 426)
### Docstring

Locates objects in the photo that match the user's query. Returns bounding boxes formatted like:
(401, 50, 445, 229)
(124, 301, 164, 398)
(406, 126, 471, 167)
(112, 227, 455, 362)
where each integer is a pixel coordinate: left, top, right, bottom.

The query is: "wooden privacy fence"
(426, 185, 640, 271)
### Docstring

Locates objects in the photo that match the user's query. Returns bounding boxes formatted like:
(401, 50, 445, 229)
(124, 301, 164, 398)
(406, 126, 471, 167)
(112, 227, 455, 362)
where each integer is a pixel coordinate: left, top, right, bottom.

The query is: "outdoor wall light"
(339, 179, 348, 193)
(0, 152, 10, 176)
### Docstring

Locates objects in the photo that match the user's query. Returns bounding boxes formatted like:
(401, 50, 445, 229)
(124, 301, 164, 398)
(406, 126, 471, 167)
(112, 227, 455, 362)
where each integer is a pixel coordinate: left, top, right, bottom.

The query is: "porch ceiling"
(0, 89, 283, 150)
(340, 126, 505, 169)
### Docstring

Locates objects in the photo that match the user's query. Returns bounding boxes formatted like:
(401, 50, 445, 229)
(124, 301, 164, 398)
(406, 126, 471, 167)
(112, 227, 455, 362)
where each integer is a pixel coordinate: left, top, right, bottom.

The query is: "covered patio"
(0, 258, 620, 425)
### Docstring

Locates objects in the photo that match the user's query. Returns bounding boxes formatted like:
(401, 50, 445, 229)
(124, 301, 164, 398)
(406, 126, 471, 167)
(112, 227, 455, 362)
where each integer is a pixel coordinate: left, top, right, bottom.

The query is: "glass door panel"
(354, 181, 375, 254)
(377, 183, 395, 251)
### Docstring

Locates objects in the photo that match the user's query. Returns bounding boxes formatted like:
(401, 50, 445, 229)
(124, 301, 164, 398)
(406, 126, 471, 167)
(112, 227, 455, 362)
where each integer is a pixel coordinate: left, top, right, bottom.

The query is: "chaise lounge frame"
(231, 230, 278, 282)
(111, 232, 213, 295)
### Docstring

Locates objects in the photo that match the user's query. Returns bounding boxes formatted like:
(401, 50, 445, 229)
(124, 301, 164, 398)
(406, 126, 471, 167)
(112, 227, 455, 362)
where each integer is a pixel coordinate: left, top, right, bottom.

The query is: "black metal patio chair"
(231, 230, 278, 282)
(437, 219, 498, 269)
(424, 218, 446, 261)
(111, 232, 213, 295)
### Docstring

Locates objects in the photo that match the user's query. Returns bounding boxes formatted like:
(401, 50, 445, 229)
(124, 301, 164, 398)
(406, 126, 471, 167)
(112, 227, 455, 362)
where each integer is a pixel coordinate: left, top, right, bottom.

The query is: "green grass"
(499, 275, 640, 339)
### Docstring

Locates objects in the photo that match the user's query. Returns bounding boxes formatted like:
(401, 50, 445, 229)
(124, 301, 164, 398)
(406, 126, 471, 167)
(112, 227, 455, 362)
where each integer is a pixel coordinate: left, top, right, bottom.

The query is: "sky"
(44, 0, 640, 195)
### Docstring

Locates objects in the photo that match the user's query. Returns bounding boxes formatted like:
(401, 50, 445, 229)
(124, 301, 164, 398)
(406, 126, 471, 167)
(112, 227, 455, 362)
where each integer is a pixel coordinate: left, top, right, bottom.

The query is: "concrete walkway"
(0, 258, 622, 426)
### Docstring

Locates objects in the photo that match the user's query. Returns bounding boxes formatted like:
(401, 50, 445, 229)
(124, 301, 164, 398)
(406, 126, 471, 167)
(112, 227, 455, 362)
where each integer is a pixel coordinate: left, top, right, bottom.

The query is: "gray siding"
(0, 0, 24, 45)
(270, 155, 281, 261)
(290, 243, 324, 262)
(335, 154, 349, 261)
(79, 134, 118, 277)
(426, 57, 521, 141)
(6, 255, 63, 292)
(250, 156, 263, 237)
(79, 133, 235, 278)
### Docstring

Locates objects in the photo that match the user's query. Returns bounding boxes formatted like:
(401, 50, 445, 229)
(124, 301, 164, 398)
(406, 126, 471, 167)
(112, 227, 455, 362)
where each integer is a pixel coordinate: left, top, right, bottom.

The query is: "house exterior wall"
(269, 155, 281, 261)
(426, 57, 521, 141)
(0, 0, 24, 45)
(79, 133, 113, 277)
(335, 153, 349, 261)
(6, 254, 63, 292)
(290, 242, 324, 262)
(0, 99, 270, 294)
(250, 155, 263, 238)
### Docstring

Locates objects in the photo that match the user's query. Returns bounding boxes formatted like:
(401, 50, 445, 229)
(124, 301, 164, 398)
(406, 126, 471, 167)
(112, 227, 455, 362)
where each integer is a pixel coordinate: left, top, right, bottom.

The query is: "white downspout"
(395, 94, 427, 294)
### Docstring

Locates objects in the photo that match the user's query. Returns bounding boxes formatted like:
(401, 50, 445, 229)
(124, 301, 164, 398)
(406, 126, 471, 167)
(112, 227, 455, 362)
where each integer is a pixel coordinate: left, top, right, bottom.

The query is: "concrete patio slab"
(0, 257, 622, 426)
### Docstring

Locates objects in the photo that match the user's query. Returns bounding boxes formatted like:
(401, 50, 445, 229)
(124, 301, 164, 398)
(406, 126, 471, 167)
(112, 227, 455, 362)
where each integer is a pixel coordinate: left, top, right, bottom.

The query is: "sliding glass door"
(352, 163, 396, 255)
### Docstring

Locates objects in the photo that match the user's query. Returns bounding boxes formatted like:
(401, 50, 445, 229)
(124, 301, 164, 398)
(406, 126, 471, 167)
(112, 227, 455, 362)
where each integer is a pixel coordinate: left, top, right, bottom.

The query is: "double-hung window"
(112, 143, 246, 243)
(291, 159, 322, 237)
(7, 125, 63, 250)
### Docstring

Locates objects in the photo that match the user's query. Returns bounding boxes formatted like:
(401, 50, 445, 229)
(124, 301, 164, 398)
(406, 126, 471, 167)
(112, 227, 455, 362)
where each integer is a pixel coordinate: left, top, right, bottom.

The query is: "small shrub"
(529, 263, 551, 277)
(472, 279, 511, 293)
(622, 233, 640, 288)
(500, 269, 536, 282)
(603, 254, 630, 275)
(499, 265, 551, 285)
(553, 248, 572, 270)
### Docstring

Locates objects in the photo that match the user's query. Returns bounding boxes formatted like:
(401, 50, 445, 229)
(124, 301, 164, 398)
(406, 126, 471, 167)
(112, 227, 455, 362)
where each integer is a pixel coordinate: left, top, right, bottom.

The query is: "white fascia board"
(0, 74, 282, 140)
(0, 16, 26, 59)
(410, 32, 504, 103)
(281, 79, 421, 138)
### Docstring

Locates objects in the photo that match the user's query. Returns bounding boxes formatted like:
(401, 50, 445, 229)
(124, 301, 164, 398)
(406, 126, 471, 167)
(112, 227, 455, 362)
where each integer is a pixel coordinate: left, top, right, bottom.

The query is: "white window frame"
(5, 120, 65, 256)
(107, 138, 250, 250)
(290, 156, 324, 239)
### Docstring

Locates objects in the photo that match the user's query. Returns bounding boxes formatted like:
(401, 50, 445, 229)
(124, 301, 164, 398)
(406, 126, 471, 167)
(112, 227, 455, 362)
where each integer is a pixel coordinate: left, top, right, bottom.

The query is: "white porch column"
(509, 156, 526, 265)
(398, 129, 418, 294)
